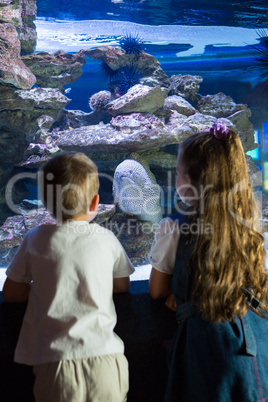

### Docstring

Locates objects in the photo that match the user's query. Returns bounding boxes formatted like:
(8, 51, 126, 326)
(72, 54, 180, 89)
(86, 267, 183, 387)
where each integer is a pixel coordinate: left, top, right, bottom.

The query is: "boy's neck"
(63, 212, 96, 223)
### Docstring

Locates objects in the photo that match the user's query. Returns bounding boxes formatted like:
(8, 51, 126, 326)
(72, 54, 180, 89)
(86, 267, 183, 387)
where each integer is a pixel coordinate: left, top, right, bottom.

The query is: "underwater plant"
(119, 33, 144, 54)
(88, 90, 112, 111)
(114, 66, 145, 95)
(251, 29, 268, 83)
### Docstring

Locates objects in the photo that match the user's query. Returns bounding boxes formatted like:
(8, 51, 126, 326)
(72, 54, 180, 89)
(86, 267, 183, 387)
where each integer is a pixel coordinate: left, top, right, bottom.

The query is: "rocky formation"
(0, 22, 36, 88)
(0, 203, 154, 267)
(107, 84, 169, 115)
(0, 3, 76, 224)
(0, 87, 70, 167)
(0, 0, 37, 56)
(83, 46, 170, 88)
(22, 50, 86, 90)
(196, 92, 247, 118)
(0, 35, 263, 266)
(169, 74, 203, 101)
(164, 95, 196, 116)
(89, 90, 112, 111)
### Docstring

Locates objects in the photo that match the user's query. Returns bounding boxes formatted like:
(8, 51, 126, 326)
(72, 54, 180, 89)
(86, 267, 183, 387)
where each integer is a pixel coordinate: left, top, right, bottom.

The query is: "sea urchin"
(100, 61, 118, 81)
(114, 66, 145, 95)
(252, 29, 268, 83)
(119, 33, 144, 55)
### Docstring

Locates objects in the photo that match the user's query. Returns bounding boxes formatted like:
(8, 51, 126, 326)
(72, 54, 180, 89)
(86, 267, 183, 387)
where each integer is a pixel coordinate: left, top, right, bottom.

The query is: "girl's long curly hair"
(179, 129, 268, 322)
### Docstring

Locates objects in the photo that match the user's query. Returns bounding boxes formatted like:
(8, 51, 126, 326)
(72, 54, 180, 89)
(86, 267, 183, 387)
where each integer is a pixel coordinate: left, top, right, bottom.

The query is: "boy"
(2, 152, 134, 402)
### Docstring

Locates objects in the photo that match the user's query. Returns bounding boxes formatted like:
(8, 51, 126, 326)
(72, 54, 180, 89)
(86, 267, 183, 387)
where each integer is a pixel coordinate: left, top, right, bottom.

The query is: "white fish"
(113, 159, 162, 222)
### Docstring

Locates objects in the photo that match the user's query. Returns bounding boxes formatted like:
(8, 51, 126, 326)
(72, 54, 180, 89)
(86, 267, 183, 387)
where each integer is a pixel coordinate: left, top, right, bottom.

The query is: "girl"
(149, 123, 268, 401)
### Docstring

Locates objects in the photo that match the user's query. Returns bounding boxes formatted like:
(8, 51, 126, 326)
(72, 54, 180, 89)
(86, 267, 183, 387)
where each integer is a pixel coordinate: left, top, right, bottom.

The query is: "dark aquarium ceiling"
(36, 0, 268, 27)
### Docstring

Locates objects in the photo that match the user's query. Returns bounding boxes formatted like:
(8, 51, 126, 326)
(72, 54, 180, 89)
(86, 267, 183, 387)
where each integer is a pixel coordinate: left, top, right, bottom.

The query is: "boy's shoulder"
(23, 224, 58, 243)
(90, 222, 118, 240)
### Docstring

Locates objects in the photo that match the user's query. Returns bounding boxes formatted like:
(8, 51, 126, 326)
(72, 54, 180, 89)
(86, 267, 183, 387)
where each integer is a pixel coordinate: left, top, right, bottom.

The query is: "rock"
(227, 109, 256, 152)
(0, 1, 22, 26)
(56, 120, 179, 154)
(101, 212, 155, 266)
(169, 74, 203, 101)
(245, 155, 262, 189)
(110, 113, 165, 131)
(83, 46, 169, 88)
(22, 50, 86, 89)
(18, 0, 37, 55)
(89, 90, 112, 111)
(164, 95, 196, 116)
(0, 87, 71, 143)
(196, 92, 247, 118)
(261, 207, 268, 233)
(167, 112, 217, 142)
(0, 86, 70, 221)
(0, 209, 56, 268)
(130, 150, 177, 170)
(19, 152, 58, 168)
(106, 84, 169, 115)
(0, 0, 37, 56)
(13, 87, 71, 111)
(83, 46, 126, 70)
(0, 204, 116, 267)
(0, 215, 26, 267)
(140, 65, 170, 88)
(167, 111, 188, 126)
(0, 22, 36, 89)
(56, 109, 112, 130)
(93, 204, 116, 224)
(37, 115, 55, 130)
(0, 86, 69, 112)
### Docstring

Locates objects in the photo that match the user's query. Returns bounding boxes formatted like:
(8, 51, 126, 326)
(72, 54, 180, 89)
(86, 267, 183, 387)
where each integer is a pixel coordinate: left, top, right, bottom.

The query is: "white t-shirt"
(6, 221, 134, 366)
(148, 217, 180, 275)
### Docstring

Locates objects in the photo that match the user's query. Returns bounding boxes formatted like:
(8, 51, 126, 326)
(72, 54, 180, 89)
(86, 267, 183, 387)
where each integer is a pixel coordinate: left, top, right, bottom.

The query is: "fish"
(113, 159, 162, 222)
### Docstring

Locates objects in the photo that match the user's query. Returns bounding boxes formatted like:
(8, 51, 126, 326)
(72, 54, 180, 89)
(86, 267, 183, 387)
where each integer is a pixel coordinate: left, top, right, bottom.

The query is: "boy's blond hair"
(39, 152, 99, 221)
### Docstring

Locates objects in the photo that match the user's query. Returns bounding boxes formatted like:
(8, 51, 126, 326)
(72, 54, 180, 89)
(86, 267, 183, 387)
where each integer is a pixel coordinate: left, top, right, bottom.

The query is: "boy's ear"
(89, 194, 99, 212)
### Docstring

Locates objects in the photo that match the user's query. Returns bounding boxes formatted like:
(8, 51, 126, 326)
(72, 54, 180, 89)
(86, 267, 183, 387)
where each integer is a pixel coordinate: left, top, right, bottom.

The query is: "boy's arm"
(113, 277, 130, 293)
(2, 277, 31, 303)
(112, 235, 135, 293)
(149, 268, 172, 299)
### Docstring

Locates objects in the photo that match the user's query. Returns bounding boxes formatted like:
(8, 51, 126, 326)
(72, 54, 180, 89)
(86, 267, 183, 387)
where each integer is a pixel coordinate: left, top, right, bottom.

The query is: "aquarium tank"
(0, 0, 268, 274)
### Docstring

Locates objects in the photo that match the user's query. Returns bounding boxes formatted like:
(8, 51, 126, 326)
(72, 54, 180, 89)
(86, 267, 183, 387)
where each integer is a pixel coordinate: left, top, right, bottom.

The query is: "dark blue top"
(164, 212, 268, 402)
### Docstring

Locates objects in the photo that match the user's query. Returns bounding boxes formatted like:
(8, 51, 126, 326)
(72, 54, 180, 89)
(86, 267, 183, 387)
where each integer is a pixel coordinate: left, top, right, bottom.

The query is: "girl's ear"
(89, 194, 100, 212)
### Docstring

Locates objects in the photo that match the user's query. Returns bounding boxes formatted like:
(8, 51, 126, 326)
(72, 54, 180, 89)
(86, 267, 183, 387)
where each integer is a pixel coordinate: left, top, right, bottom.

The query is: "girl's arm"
(2, 277, 31, 303)
(149, 268, 172, 299)
(113, 277, 130, 293)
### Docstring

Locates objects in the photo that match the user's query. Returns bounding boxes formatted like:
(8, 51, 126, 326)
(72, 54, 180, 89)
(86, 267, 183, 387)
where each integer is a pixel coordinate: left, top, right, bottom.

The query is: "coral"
(169, 74, 203, 101)
(119, 33, 144, 54)
(114, 66, 145, 95)
(88, 90, 112, 111)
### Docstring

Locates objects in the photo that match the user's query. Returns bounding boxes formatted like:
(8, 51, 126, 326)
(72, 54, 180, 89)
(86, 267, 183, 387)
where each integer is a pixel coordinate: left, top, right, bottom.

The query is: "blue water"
(35, 19, 268, 119)
(36, 0, 268, 27)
